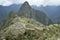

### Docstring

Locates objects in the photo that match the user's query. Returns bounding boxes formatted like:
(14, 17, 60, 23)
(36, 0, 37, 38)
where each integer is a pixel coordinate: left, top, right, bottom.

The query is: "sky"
(0, 0, 60, 6)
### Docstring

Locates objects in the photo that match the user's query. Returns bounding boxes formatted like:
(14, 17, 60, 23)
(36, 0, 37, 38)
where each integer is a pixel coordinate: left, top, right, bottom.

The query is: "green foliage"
(0, 16, 60, 40)
(18, 1, 53, 25)
(0, 11, 16, 30)
(0, 2, 59, 40)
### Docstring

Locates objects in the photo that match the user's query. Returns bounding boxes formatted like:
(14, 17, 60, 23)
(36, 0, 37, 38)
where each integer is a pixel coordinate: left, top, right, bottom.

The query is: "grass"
(0, 17, 60, 40)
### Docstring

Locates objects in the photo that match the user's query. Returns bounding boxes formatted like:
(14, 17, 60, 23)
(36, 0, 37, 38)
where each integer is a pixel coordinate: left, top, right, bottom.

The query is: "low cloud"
(0, 0, 60, 6)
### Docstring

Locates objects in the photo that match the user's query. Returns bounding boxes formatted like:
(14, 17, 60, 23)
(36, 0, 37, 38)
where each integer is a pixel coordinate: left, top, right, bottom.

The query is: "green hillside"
(0, 16, 60, 40)
(18, 1, 53, 25)
(0, 1, 59, 40)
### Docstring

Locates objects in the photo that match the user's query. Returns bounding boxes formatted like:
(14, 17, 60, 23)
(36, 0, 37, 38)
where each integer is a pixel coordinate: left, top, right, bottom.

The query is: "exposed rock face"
(18, 1, 51, 25)
(18, 1, 35, 18)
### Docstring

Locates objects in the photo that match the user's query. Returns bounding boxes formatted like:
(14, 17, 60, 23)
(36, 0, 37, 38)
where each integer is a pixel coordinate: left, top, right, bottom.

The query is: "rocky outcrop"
(0, 17, 60, 40)
(18, 1, 52, 25)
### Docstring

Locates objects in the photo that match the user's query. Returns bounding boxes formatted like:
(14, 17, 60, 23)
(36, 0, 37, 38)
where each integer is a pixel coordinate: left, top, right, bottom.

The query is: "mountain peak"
(18, 1, 33, 18)
(23, 1, 29, 5)
(20, 1, 31, 9)
(18, 1, 52, 25)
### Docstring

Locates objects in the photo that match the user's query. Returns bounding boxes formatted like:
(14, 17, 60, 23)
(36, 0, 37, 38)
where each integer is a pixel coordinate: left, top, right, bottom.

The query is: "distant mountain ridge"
(0, 1, 60, 40)
(18, 1, 51, 25)
(0, 1, 60, 24)
(0, 4, 60, 18)
(0, 4, 21, 22)
(32, 6, 60, 23)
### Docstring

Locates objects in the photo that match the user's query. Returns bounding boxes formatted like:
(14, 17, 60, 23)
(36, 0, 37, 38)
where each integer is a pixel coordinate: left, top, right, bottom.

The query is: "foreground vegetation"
(0, 16, 60, 40)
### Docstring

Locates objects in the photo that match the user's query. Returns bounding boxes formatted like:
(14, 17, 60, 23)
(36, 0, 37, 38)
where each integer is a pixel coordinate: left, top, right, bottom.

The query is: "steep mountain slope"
(54, 16, 60, 24)
(0, 4, 21, 22)
(0, 16, 60, 40)
(0, 6, 7, 21)
(0, 3, 60, 24)
(18, 1, 35, 18)
(18, 1, 51, 25)
(32, 6, 60, 23)
(32, 6, 60, 18)
(0, 1, 53, 25)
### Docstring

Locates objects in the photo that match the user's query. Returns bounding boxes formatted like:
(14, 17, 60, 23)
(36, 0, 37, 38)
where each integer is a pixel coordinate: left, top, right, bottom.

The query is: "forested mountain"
(0, 4, 21, 22)
(0, 2, 60, 24)
(0, 1, 53, 25)
(54, 16, 60, 24)
(32, 5, 60, 18)
(0, 1, 60, 40)
(0, 15, 60, 40)
(18, 1, 52, 25)
(32, 6, 60, 23)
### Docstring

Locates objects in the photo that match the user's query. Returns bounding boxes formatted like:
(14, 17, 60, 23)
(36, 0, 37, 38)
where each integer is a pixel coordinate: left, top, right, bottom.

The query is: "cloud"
(0, 0, 60, 6)
(43, 0, 60, 6)
(17, 0, 43, 6)
(0, 0, 13, 6)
